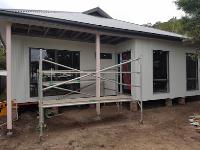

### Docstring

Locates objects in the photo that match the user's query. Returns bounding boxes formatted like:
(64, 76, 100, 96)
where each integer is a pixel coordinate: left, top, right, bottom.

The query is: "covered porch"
(0, 17, 142, 134)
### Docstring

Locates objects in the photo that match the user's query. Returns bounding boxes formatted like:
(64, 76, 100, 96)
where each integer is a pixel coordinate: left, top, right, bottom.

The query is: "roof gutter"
(0, 10, 185, 41)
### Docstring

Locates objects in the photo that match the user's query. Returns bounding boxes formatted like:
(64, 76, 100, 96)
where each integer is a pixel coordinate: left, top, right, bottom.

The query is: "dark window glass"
(30, 48, 80, 97)
(186, 54, 198, 91)
(100, 53, 112, 59)
(30, 49, 40, 97)
(43, 50, 55, 70)
(153, 50, 169, 93)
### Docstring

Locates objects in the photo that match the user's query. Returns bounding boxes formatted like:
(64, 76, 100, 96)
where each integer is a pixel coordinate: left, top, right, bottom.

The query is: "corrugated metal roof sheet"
(0, 9, 186, 39)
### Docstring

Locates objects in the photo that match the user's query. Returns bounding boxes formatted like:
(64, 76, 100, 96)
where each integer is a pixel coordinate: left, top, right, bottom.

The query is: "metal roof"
(0, 8, 187, 39)
(83, 7, 113, 19)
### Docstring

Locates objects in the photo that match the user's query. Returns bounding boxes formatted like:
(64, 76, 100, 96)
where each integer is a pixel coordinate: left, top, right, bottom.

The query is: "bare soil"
(1, 101, 200, 150)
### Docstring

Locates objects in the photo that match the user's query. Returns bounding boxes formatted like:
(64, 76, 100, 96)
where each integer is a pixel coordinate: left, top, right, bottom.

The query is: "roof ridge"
(0, 8, 79, 14)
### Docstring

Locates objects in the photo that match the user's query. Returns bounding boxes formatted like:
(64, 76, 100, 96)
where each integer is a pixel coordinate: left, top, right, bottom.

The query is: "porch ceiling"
(12, 23, 130, 45)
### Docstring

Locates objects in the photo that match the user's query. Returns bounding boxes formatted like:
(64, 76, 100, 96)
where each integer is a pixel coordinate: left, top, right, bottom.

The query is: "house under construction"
(0, 7, 199, 135)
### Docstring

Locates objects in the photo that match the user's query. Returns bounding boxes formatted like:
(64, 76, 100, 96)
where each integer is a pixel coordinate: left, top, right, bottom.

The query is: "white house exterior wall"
(11, 35, 117, 103)
(134, 38, 200, 101)
(11, 35, 200, 103)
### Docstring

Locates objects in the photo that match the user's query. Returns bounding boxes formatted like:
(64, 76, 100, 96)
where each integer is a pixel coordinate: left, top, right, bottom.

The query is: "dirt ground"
(1, 101, 200, 150)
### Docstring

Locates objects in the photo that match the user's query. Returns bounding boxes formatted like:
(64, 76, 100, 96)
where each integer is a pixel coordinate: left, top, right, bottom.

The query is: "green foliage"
(175, 0, 200, 43)
(146, 0, 200, 43)
(0, 46, 6, 70)
(175, 0, 200, 15)
(152, 17, 186, 35)
(143, 17, 187, 36)
(175, 0, 200, 58)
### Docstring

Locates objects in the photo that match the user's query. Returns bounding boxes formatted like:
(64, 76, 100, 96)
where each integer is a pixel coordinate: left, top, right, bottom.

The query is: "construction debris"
(0, 100, 18, 117)
(0, 101, 7, 117)
(189, 115, 200, 132)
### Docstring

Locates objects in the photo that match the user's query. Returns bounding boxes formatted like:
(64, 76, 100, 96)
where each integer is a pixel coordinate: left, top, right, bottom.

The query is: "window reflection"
(30, 48, 80, 97)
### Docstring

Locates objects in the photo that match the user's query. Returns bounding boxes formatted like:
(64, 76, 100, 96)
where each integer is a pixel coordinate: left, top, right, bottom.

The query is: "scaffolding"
(38, 49, 143, 137)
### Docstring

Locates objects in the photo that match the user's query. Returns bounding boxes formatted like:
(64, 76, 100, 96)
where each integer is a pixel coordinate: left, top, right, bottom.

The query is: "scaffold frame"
(38, 49, 143, 137)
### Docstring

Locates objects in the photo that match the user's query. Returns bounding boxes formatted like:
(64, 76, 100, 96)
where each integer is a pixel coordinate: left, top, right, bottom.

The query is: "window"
(153, 50, 169, 93)
(100, 53, 112, 59)
(186, 53, 198, 91)
(30, 48, 80, 97)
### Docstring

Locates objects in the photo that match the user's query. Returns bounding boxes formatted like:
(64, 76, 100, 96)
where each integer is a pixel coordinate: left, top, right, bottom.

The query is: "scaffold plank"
(42, 95, 134, 108)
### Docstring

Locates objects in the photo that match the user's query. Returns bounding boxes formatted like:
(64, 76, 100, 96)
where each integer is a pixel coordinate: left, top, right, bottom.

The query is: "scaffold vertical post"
(140, 56, 143, 124)
(39, 49, 44, 137)
(96, 33, 101, 117)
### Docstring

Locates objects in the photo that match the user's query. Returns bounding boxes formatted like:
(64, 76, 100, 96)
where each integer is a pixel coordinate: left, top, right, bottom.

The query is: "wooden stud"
(81, 33, 91, 39)
(58, 29, 67, 38)
(107, 37, 121, 44)
(27, 25, 31, 35)
(101, 35, 113, 41)
(84, 34, 94, 41)
(70, 31, 78, 38)
(43, 27, 49, 37)
(73, 32, 83, 39)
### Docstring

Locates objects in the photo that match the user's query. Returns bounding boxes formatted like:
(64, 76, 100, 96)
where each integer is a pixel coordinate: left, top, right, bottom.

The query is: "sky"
(0, 0, 185, 25)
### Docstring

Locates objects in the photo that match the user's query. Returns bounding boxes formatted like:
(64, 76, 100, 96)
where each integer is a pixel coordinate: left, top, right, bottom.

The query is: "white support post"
(96, 33, 101, 116)
(5, 23, 12, 132)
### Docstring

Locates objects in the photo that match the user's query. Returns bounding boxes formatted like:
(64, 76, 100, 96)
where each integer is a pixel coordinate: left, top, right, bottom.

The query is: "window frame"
(153, 50, 170, 94)
(186, 53, 199, 91)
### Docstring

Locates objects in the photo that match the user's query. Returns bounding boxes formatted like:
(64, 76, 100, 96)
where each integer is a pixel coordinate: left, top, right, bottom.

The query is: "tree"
(175, 0, 200, 59)
(175, 0, 200, 43)
(143, 17, 186, 35)
(152, 17, 185, 35)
